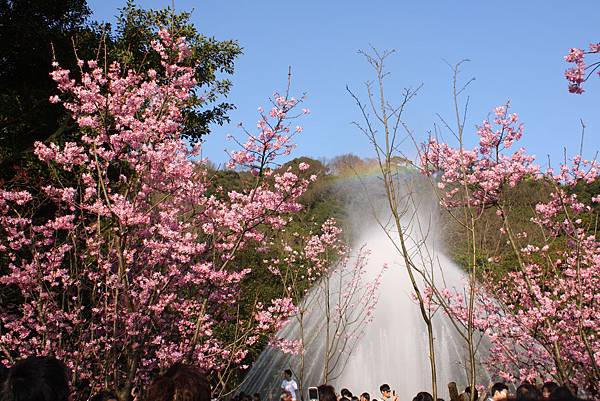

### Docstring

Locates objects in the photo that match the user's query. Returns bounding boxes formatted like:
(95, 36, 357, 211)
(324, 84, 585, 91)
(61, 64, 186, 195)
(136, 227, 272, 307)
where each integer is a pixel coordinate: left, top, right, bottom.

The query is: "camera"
(308, 387, 319, 401)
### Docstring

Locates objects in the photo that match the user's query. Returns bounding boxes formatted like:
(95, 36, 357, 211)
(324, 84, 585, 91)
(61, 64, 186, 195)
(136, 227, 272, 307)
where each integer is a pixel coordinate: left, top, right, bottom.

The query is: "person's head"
(1, 356, 70, 401)
(341, 389, 353, 400)
(146, 363, 210, 401)
(360, 393, 370, 401)
(283, 370, 293, 381)
(515, 383, 540, 401)
(541, 383, 558, 401)
(413, 392, 433, 401)
(464, 386, 479, 401)
(317, 385, 336, 401)
(490, 383, 509, 401)
(281, 391, 292, 401)
(379, 385, 391, 398)
(90, 391, 119, 401)
(548, 387, 575, 401)
(253, 393, 261, 401)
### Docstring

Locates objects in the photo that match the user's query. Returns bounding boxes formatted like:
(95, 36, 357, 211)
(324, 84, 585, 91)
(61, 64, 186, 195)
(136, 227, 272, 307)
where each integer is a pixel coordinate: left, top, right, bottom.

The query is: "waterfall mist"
(238, 170, 490, 401)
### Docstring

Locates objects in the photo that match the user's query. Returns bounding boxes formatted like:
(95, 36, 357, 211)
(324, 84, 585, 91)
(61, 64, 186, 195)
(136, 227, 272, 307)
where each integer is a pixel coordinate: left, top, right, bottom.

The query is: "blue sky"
(88, 0, 600, 167)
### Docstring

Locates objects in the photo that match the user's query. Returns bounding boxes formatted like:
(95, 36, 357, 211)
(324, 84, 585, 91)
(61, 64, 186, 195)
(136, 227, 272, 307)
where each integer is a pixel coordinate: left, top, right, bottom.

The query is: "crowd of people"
(286, 380, 583, 401)
(270, 369, 586, 401)
(0, 357, 589, 401)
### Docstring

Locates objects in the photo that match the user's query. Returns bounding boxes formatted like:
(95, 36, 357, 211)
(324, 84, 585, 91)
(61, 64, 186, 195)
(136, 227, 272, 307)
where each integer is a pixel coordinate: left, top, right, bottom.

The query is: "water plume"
(239, 169, 490, 401)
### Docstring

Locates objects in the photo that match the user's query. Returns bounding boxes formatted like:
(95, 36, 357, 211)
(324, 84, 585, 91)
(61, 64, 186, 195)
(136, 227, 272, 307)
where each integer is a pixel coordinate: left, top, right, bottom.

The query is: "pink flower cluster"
(227, 93, 305, 175)
(421, 103, 538, 209)
(265, 219, 384, 382)
(564, 43, 600, 94)
(252, 213, 384, 384)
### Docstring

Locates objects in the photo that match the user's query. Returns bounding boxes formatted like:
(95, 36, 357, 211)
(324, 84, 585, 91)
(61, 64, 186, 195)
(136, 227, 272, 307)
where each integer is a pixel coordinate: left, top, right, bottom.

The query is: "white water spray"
(239, 173, 489, 401)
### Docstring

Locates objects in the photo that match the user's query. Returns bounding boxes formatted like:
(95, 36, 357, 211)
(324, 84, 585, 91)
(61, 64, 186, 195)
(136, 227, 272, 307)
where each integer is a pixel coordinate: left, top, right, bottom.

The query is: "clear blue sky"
(88, 0, 600, 167)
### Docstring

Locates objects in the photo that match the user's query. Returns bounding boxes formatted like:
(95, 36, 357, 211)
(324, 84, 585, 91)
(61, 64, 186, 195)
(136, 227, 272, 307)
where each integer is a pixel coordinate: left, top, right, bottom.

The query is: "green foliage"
(442, 177, 599, 279)
(107, 0, 241, 142)
(440, 179, 548, 277)
(0, 0, 241, 179)
(0, 0, 97, 167)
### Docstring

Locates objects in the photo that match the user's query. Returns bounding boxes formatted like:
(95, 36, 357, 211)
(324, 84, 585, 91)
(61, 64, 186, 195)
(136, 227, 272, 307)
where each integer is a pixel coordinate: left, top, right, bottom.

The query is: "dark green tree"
(0, 0, 241, 177)
(0, 0, 97, 168)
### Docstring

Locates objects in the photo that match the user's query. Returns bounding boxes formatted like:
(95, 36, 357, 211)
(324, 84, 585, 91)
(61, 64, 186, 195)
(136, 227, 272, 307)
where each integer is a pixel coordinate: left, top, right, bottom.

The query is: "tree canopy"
(0, 0, 241, 176)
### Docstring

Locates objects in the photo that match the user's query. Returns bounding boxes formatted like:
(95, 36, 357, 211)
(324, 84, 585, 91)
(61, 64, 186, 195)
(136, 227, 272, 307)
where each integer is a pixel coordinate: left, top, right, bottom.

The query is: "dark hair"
(317, 385, 336, 401)
(341, 389, 353, 399)
(542, 383, 558, 397)
(379, 385, 390, 394)
(491, 383, 508, 398)
(1, 356, 70, 401)
(516, 383, 540, 401)
(548, 387, 575, 401)
(465, 387, 478, 401)
(146, 363, 210, 401)
(361, 393, 371, 401)
(90, 391, 118, 401)
(284, 370, 292, 377)
(413, 392, 433, 401)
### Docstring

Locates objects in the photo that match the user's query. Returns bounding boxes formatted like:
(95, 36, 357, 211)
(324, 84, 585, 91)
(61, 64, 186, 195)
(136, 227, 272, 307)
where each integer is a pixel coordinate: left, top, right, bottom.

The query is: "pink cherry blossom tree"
(265, 218, 384, 390)
(421, 100, 600, 398)
(0, 30, 325, 400)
